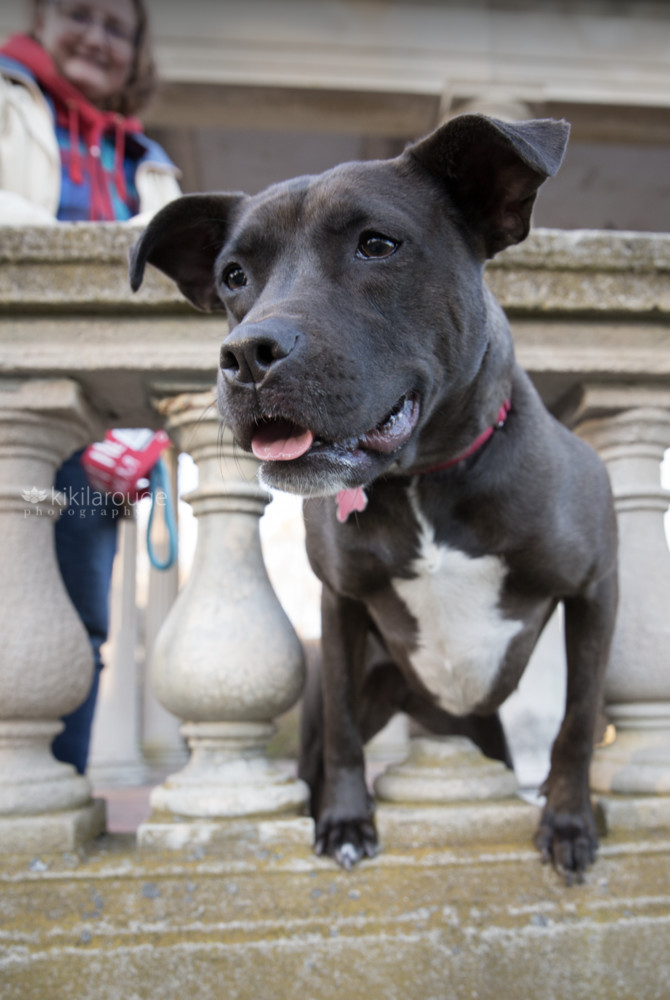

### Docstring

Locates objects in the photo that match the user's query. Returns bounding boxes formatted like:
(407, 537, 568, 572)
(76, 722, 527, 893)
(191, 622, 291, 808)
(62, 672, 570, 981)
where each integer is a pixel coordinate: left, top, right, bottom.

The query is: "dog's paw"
(314, 818, 379, 870)
(534, 806, 598, 885)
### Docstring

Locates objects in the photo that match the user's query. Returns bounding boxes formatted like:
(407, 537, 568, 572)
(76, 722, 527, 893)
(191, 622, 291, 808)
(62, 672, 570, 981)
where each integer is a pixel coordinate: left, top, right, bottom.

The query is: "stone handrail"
(2, 225, 670, 418)
(1, 223, 669, 850)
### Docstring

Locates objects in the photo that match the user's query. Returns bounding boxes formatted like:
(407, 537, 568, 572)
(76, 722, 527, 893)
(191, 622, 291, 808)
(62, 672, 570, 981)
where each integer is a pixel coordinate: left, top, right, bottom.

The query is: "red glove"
(81, 429, 170, 502)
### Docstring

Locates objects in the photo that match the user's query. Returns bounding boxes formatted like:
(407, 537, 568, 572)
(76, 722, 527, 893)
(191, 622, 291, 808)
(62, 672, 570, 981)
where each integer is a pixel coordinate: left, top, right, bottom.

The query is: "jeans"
(51, 451, 119, 774)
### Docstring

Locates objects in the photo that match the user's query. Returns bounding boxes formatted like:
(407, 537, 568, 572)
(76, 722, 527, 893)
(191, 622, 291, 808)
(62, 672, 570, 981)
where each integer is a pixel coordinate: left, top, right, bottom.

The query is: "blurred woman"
(0, 0, 180, 222)
(0, 0, 181, 771)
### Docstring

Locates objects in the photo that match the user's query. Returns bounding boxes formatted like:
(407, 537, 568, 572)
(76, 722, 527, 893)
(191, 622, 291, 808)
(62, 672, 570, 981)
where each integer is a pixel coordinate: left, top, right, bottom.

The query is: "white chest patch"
(392, 494, 523, 717)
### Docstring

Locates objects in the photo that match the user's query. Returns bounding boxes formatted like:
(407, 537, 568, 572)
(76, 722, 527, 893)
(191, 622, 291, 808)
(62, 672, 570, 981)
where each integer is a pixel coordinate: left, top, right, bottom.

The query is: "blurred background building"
(3, 0, 670, 229)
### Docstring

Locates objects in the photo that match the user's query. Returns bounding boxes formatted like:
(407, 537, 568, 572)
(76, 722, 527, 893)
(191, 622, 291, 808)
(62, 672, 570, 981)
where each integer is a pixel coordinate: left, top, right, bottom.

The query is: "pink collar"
(417, 397, 511, 475)
(336, 397, 511, 523)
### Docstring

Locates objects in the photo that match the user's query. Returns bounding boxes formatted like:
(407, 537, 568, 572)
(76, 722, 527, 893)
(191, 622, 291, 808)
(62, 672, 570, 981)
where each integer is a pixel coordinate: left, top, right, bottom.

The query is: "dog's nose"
(220, 321, 298, 385)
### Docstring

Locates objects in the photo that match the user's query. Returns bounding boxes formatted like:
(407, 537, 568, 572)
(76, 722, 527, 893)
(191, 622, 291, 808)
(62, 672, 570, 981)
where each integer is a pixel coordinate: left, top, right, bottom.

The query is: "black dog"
(130, 114, 618, 880)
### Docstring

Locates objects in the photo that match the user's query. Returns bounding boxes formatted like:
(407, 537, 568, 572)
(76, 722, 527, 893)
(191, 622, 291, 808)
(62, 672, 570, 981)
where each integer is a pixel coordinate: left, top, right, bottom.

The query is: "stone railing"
(1, 224, 670, 854)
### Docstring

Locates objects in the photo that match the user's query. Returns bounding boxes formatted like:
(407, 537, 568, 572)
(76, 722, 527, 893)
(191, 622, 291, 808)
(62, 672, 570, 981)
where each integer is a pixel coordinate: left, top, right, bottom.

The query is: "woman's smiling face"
(35, 0, 137, 107)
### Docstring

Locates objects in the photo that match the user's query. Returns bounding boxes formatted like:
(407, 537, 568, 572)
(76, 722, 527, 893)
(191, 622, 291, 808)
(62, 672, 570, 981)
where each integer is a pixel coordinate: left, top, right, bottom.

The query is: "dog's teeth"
(376, 395, 406, 430)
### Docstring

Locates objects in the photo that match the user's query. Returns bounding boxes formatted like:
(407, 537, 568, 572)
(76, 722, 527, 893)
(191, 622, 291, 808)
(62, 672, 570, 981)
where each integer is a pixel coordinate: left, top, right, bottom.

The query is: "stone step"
(1, 810, 669, 1000)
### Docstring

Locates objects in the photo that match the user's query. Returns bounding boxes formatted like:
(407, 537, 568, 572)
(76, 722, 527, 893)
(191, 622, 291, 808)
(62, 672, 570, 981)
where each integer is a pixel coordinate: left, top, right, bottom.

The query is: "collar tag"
(336, 486, 368, 523)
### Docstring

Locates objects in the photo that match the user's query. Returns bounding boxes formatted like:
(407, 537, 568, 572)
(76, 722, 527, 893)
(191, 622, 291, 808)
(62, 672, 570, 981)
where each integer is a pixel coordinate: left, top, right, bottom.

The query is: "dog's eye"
(356, 232, 399, 260)
(222, 263, 247, 291)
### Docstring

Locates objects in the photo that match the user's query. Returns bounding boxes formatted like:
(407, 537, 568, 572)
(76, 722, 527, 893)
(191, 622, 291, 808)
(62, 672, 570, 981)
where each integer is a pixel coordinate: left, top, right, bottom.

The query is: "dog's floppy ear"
(407, 114, 569, 258)
(129, 193, 244, 311)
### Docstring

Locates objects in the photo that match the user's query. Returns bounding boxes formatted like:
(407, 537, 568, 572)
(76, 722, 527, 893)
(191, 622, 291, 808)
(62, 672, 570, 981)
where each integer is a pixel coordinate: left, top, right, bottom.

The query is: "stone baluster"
(0, 378, 106, 852)
(88, 512, 147, 786)
(138, 390, 307, 846)
(573, 386, 670, 825)
(142, 446, 186, 772)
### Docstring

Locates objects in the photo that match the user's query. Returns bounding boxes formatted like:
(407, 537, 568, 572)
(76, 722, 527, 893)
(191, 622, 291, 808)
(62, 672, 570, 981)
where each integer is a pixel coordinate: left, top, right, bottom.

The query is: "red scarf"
(1, 34, 143, 220)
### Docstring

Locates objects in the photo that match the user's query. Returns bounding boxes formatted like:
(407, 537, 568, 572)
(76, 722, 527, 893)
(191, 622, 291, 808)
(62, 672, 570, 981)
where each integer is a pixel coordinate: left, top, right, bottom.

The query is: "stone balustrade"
(1, 223, 670, 854)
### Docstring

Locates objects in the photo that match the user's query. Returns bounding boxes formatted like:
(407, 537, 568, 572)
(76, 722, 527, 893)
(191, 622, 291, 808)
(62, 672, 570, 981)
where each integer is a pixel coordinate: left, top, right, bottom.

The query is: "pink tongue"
(251, 421, 314, 461)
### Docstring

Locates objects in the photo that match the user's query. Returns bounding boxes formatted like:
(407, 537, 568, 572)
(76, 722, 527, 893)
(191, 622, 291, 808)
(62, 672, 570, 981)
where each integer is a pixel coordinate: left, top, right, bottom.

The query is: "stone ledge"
(0, 799, 106, 854)
(136, 797, 541, 856)
(5, 225, 668, 271)
(376, 799, 540, 850)
(1, 226, 670, 315)
(1, 824, 669, 1000)
(137, 814, 315, 855)
(597, 793, 670, 834)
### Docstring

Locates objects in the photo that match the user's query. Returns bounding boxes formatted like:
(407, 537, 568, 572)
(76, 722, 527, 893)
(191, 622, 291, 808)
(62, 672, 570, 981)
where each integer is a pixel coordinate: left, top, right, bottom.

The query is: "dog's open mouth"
(250, 393, 420, 464)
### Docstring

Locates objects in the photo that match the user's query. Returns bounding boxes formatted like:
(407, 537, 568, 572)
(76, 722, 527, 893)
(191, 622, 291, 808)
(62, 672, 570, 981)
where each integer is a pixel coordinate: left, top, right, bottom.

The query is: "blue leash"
(147, 456, 178, 570)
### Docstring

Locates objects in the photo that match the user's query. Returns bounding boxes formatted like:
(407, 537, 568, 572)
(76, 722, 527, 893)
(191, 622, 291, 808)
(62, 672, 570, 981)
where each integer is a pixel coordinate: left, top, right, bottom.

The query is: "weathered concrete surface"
(2, 224, 670, 423)
(2, 808, 670, 1000)
(2, 224, 669, 316)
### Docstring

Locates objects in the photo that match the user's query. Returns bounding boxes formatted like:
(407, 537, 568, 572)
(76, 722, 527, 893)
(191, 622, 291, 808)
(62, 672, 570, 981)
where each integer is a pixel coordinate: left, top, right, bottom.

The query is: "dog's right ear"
(407, 114, 570, 258)
(129, 193, 244, 312)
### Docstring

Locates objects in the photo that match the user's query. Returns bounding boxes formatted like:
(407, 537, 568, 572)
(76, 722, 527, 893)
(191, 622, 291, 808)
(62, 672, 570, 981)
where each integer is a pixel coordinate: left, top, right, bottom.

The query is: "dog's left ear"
(129, 193, 245, 311)
(407, 114, 570, 257)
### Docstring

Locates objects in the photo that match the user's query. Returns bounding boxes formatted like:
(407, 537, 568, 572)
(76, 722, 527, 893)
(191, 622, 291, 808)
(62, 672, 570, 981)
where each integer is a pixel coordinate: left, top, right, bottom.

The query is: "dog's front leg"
(314, 584, 378, 869)
(535, 570, 618, 882)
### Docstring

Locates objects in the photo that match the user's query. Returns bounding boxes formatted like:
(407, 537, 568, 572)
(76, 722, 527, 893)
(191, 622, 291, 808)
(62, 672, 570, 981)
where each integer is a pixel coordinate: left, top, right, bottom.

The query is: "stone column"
(574, 386, 670, 825)
(438, 89, 533, 126)
(142, 446, 186, 773)
(138, 390, 308, 846)
(0, 378, 106, 852)
(88, 513, 147, 787)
